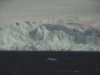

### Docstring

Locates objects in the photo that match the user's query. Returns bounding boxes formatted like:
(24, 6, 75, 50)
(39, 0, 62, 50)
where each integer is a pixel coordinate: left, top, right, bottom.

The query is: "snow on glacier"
(0, 15, 100, 51)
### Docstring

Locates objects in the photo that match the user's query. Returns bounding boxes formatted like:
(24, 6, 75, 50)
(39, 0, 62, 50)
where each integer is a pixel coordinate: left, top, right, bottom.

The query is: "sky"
(0, 0, 98, 23)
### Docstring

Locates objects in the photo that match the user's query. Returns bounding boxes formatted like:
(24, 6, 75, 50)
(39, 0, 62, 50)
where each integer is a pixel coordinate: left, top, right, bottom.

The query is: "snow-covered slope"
(0, 15, 100, 51)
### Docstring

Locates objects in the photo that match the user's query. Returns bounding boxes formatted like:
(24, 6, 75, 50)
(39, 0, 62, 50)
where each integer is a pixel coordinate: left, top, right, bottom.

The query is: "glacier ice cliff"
(0, 17, 100, 51)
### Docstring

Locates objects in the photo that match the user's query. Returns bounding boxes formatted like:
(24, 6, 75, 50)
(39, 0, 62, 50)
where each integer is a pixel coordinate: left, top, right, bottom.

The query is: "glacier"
(0, 15, 100, 51)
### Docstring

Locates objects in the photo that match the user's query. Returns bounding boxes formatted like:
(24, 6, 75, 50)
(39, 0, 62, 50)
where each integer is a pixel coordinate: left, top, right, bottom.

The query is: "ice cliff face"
(0, 17, 100, 51)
